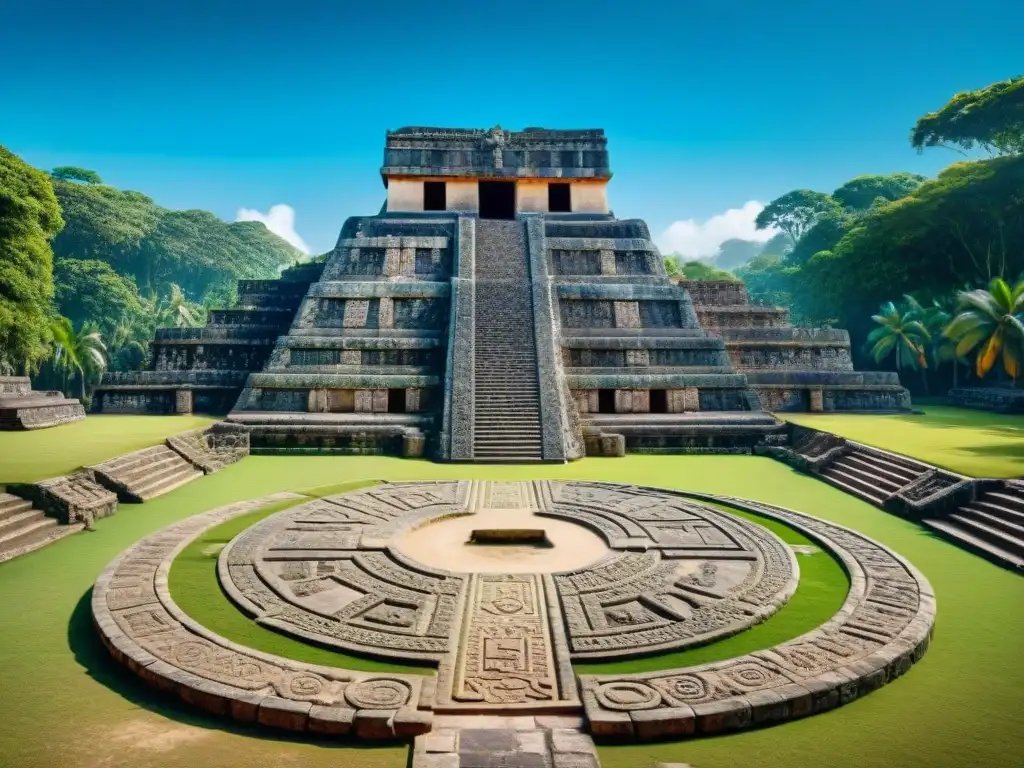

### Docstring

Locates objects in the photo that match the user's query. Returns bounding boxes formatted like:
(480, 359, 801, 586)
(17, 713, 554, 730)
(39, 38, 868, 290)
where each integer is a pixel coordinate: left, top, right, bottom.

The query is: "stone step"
(924, 517, 1024, 571)
(93, 444, 175, 474)
(0, 516, 80, 564)
(131, 464, 204, 501)
(820, 467, 887, 505)
(0, 510, 55, 546)
(841, 453, 917, 488)
(946, 513, 1024, 557)
(0, 493, 34, 518)
(969, 498, 1024, 526)
(105, 452, 191, 486)
(982, 490, 1024, 515)
(829, 457, 905, 492)
(958, 505, 1024, 538)
(846, 449, 924, 483)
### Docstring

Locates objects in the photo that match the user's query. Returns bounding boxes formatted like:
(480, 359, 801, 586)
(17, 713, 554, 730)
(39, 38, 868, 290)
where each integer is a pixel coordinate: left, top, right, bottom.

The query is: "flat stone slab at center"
(469, 529, 551, 546)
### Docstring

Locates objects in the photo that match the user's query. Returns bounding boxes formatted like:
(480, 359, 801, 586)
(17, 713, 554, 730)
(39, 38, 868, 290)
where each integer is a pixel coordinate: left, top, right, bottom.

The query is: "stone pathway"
(413, 715, 600, 768)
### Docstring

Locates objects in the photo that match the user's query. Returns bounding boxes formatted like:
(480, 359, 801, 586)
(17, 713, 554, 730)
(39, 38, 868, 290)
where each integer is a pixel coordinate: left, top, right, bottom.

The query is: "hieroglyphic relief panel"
(220, 482, 471, 661)
(546, 481, 797, 658)
(580, 492, 935, 740)
(434, 573, 578, 711)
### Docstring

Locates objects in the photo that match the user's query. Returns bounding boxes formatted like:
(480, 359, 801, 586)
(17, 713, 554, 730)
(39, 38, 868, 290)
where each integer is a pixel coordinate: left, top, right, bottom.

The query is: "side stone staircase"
(925, 483, 1024, 570)
(88, 445, 204, 502)
(472, 220, 545, 462)
(819, 447, 929, 505)
(0, 492, 80, 563)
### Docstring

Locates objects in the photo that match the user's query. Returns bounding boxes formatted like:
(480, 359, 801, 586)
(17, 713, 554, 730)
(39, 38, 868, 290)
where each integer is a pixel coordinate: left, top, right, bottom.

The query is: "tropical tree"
(157, 283, 203, 328)
(943, 277, 1024, 382)
(866, 301, 930, 390)
(49, 316, 107, 399)
(911, 76, 1024, 156)
(0, 146, 64, 373)
(755, 190, 842, 243)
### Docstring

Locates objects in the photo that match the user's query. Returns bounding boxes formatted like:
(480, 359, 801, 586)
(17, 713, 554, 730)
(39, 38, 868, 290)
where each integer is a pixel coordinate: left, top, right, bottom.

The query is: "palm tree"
(158, 283, 202, 328)
(943, 277, 1024, 383)
(50, 317, 107, 400)
(866, 301, 930, 381)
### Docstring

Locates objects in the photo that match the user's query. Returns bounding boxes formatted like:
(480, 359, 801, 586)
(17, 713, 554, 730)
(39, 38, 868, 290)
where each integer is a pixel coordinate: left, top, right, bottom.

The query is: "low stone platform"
(0, 377, 85, 430)
(948, 386, 1024, 414)
(93, 480, 934, 758)
(228, 411, 429, 456)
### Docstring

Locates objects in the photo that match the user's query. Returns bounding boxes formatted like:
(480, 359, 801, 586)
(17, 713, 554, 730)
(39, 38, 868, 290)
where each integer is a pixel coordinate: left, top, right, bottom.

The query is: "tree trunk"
(79, 368, 86, 401)
(952, 360, 958, 389)
(920, 367, 930, 396)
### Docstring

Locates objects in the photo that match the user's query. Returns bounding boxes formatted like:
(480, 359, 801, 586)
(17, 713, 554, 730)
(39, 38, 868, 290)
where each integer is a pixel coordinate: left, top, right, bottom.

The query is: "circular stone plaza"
(0, 125, 1021, 768)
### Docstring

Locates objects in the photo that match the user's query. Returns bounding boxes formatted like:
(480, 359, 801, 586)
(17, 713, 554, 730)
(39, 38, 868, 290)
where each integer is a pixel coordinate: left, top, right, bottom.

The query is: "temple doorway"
(479, 181, 515, 219)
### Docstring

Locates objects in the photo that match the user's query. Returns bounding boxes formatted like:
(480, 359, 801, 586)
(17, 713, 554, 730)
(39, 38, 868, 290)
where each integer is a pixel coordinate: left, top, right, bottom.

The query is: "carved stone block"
(354, 390, 374, 412)
(614, 390, 633, 414)
(809, 388, 824, 412)
(625, 349, 649, 367)
(175, 389, 193, 414)
(307, 389, 328, 413)
(343, 300, 370, 328)
(613, 301, 641, 329)
(683, 387, 700, 412)
(379, 297, 395, 329)
(599, 250, 616, 275)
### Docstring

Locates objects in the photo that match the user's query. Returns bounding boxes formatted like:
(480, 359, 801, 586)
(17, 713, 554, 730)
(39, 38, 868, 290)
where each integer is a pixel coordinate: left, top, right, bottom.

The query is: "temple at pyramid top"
(381, 126, 612, 218)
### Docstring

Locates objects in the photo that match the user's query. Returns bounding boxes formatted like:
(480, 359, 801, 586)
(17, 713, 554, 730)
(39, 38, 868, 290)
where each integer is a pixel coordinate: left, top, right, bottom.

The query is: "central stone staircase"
(472, 220, 544, 461)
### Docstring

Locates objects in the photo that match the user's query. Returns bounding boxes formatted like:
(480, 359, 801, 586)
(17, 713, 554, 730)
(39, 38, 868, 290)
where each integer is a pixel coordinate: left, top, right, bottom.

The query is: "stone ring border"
(578, 488, 936, 741)
(90, 492, 434, 740)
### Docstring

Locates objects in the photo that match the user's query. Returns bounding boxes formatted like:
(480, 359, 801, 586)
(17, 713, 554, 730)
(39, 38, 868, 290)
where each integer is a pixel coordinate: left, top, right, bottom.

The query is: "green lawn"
(0, 414, 217, 483)
(0, 452, 1020, 768)
(782, 405, 1024, 478)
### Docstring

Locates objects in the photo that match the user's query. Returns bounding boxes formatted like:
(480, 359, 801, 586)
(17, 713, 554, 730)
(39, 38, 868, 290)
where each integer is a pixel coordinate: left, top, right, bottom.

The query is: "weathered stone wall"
(948, 387, 1024, 413)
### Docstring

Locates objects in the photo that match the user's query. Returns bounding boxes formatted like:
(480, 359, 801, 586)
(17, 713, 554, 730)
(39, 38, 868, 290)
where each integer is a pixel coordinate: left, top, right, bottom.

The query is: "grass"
(782, 404, 1024, 478)
(0, 450, 1021, 768)
(0, 414, 217, 483)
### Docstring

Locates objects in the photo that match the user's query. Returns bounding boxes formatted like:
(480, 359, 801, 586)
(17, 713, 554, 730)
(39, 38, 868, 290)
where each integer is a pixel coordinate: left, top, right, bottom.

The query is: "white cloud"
(658, 201, 778, 258)
(236, 204, 310, 254)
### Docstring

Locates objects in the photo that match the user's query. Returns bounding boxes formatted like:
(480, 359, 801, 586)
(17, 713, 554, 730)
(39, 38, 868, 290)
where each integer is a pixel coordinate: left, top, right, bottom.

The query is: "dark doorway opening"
(387, 389, 407, 414)
(424, 181, 446, 211)
(650, 389, 668, 414)
(479, 181, 516, 219)
(598, 389, 616, 414)
(548, 183, 571, 213)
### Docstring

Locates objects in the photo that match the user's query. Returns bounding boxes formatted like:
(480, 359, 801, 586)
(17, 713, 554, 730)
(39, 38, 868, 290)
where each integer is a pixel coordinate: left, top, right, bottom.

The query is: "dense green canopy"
(911, 75, 1024, 156)
(0, 147, 63, 373)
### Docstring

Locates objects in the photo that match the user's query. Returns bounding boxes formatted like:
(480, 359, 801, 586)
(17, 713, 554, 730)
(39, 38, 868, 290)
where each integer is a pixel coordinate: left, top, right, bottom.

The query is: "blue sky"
(2, 0, 1021, 257)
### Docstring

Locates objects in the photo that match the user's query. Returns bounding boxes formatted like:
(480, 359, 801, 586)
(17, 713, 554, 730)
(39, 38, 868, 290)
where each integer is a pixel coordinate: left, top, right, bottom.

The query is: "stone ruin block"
(343, 300, 370, 328)
(683, 387, 700, 412)
(613, 301, 641, 328)
(378, 297, 395, 329)
(600, 249, 616, 275)
(625, 349, 650, 367)
(175, 389, 194, 414)
(809, 389, 824, 413)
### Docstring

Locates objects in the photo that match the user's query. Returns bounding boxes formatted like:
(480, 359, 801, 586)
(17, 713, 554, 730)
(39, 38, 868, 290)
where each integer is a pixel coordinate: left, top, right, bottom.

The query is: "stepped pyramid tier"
(92, 262, 324, 414)
(0, 376, 85, 430)
(687, 280, 910, 412)
(113, 125, 908, 460)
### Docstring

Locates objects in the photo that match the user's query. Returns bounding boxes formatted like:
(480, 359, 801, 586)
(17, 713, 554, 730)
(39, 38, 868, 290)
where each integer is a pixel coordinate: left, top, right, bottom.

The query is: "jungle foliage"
(739, 74, 1024, 389)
